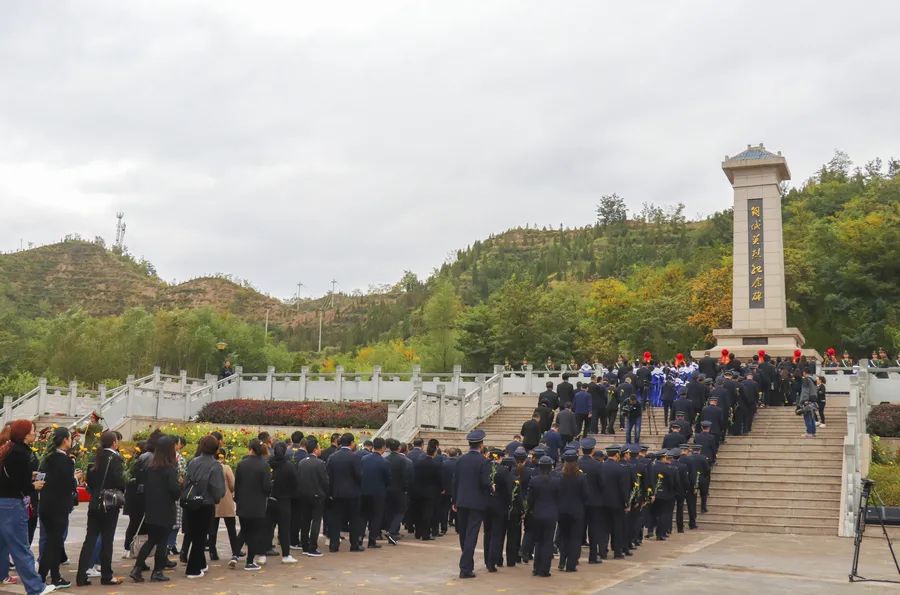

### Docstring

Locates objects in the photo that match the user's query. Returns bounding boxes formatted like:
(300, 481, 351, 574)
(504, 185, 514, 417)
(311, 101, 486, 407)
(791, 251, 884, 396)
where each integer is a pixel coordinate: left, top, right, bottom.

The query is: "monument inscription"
(748, 198, 765, 308)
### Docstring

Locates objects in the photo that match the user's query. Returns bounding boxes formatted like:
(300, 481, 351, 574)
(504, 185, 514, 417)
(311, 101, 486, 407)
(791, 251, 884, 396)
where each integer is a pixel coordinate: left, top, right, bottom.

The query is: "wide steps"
(706, 496, 839, 510)
(702, 511, 837, 528)
(700, 520, 837, 535)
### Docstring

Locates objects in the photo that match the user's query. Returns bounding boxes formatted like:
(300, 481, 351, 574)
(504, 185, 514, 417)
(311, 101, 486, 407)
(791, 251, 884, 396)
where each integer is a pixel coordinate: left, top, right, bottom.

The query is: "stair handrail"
(7, 385, 40, 413)
(373, 386, 421, 443)
(66, 372, 156, 430)
(459, 371, 504, 432)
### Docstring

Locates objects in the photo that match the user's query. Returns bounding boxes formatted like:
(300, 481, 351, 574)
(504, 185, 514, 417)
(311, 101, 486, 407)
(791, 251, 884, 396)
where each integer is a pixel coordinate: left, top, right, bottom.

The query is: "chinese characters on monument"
(748, 198, 764, 308)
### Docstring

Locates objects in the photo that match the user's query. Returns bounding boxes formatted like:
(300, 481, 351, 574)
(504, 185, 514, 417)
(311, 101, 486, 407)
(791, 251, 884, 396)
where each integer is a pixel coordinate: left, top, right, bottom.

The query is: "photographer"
(797, 369, 818, 438)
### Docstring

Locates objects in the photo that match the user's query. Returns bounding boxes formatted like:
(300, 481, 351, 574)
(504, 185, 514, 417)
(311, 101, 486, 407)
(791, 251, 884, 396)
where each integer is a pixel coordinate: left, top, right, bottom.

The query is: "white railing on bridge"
(840, 361, 900, 537)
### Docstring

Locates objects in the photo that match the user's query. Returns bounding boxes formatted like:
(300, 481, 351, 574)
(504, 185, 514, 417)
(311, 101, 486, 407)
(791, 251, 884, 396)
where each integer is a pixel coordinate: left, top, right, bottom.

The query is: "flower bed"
(866, 403, 900, 437)
(195, 399, 388, 429)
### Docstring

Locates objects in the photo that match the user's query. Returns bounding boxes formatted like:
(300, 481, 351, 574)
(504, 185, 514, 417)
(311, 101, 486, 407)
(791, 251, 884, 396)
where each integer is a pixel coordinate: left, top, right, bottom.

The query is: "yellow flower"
(94, 432, 101, 437)
(51, 423, 59, 429)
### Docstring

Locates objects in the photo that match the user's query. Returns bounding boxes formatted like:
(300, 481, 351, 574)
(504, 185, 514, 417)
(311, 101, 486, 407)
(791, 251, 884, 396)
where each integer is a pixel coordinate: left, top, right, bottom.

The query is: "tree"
(596, 193, 628, 227)
(419, 280, 463, 371)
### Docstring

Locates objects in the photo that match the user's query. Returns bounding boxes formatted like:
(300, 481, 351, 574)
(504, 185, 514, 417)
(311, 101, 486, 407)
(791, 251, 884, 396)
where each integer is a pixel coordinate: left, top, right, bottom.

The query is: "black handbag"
(98, 456, 125, 513)
(180, 478, 206, 511)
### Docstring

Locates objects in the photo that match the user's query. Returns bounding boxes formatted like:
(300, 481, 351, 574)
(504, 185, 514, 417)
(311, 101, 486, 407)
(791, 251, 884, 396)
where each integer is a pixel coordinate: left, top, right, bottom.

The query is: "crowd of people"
(0, 346, 867, 593)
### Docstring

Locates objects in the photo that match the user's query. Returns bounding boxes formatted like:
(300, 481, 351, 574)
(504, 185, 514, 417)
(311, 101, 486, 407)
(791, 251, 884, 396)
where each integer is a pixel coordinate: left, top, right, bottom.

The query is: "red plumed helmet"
(793, 349, 802, 358)
(721, 349, 729, 357)
(758, 349, 766, 359)
(675, 352, 684, 362)
(643, 351, 652, 362)
(826, 347, 836, 357)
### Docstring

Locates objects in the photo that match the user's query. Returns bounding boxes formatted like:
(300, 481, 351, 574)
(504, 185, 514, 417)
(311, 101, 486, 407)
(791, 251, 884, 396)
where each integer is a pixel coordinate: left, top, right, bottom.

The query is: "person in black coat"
(77, 431, 126, 586)
(598, 447, 630, 559)
(483, 450, 513, 572)
(269, 443, 298, 560)
(557, 451, 588, 572)
(360, 438, 391, 548)
(700, 397, 726, 444)
(383, 439, 411, 543)
(577, 437, 604, 565)
(296, 437, 328, 555)
(685, 375, 708, 418)
(661, 424, 685, 450)
(693, 422, 719, 468)
(38, 427, 80, 588)
(233, 440, 272, 570)
(325, 433, 363, 552)
(671, 393, 694, 426)
(538, 382, 559, 411)
(525, 457, 558, 578)
(129, 436, 180, 583)
(556, 375, 575, 410)
(588, 378, 609, 434)
(412, 444, 442, 541)
(452, 430, 491, 579)
(681, 445, 708, 529)
(520, 413, 543, 451)
(650, 452, 678, 540)
(534, 403, 553, 434)
(660, 378, 677, 425)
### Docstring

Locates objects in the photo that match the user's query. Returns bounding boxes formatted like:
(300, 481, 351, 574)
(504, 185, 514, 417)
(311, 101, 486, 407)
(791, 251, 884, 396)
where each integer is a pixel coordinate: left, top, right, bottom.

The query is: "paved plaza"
(2, 509, 898, 595)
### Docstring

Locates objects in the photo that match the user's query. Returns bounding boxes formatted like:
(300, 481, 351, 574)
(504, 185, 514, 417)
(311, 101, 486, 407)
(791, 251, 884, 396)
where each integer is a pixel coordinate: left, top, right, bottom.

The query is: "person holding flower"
(37, 428, 79, 589)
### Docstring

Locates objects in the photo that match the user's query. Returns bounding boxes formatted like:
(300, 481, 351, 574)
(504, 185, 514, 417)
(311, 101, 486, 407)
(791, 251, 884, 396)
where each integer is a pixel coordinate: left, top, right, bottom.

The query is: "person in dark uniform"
(535, 400, 553, 434)
(672, 391, 695, 427)
(577, 437, 604, 565)
(616, 378, 635, 431)
(538, 382, 559, 411)
(360, 437, 390, 548)
(557, 450, 587, 572)
(325, 433, 363, 552)
(671, 412, 693, 443)
(598, 446, 630, 559)
(681, 444, 708, 528)
(699, 396, 726, 446)
(525, 456, 558, 578)
(686, 373, 707, 417)
(556, 375, 575, 410)
(649, 450, 677, 540)
(521, 413, 543, 451)
(573, 383, 592, 439)
(519, 446, 544, 563)
(505, 448, 530, 567)
(555, 403, 577, 446)
(693, 421, 718, 465)
(662, 423, 684, 450)
(670, 448, 689, 533)
(630, 444, 651, 547)
(660, 376, 677, 425)
(588, 377, 609, 434)
(739, 372, 760, 433)
(452, 430, 491, 579)
(483, 449, 512, 572)
(698, 354, 719, 380)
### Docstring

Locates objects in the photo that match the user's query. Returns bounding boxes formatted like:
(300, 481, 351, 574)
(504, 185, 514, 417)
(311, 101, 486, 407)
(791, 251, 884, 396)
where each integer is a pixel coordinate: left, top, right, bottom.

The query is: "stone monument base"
(691, 327, 821, 360)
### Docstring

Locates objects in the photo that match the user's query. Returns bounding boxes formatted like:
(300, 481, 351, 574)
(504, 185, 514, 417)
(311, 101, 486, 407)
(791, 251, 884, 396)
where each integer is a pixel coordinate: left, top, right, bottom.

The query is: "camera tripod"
(849, 478, 900, 583)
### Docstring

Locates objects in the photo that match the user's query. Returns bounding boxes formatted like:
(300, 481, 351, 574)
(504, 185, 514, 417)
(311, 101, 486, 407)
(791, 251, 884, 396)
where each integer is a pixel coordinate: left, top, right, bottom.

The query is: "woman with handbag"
(75, 431, 125, 587)
(129, 436, 180, 583)
(37, 428, 79, 589)
(208, 450, 239, 561)
(181, 436, 225, 579)
(0, 420, 55, 595)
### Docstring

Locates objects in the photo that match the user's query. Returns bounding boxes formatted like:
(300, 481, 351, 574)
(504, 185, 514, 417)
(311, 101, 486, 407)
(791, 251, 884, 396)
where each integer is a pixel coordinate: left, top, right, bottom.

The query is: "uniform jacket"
(326, 447, 363, 499)
(556, 381, 575, 408)
(599, 459, 630, 509)
(577, 455, 604, 508)
(526, 473, 560, 522)
(452, 449, 491, 510)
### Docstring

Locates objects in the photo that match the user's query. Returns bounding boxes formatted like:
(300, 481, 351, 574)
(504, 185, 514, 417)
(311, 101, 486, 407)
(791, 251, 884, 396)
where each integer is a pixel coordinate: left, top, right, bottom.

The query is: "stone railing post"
(3, 396, 12, 425)
(372, 366, 382, 402)
(525, 364, 534, 395)
(125, 374, 135, 417)
(204, 374, 217, 403)
(413, 379, 423, 427)
(335, 366, 344, 402)
(37, 377, 48, 416)
(234, 366, 243, 397)
(67, 380, 78, 417)
(98, 384, 107, 403)
(452, 365, 462, 396)
(436, 385, 446, 430)
(411, 365, 421, 386)
(386, 403, 398, 438)
(493, 365, 505, 394)
(179, 370, 188, 396)
(300, 367, 309, 401)
(152, 366, 161, 387)
(478, 376, 485, 419)
(267, 366, 276, 400)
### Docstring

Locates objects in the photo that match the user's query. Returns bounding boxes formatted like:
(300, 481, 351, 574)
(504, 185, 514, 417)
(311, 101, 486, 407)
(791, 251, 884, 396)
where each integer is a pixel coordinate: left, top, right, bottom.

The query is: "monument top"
(722, 143, 791, 184)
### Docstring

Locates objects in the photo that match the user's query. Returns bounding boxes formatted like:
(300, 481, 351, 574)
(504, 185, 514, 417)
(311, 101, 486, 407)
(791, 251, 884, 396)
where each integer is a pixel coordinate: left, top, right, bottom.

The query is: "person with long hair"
(0, 419, 55, 595)
(123, 429, 161, 557)
(209, 449, 240, 561)
(129, 436, 180, 583)
(181, 436, 225, 579)
(75, 431, 125, 586)
(37, 428, 79, 589)
(232, 439, 271, 571)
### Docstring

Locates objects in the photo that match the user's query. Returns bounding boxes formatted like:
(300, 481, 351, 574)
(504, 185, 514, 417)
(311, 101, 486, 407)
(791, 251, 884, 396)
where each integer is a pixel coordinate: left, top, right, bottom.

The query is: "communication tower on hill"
(114, 212, 127, 253)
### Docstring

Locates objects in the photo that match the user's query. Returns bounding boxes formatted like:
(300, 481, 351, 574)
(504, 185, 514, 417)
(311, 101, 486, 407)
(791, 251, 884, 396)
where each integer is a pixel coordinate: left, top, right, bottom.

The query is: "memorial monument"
(693, 144, 818, 360)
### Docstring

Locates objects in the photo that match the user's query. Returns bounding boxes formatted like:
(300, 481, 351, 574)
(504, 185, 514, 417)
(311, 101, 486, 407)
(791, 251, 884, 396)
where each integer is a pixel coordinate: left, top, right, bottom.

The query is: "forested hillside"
(0, 152, 896, 393)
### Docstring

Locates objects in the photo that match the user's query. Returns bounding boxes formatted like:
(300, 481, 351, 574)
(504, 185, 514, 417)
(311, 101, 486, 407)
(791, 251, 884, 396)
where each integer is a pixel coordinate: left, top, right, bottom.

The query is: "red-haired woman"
(0, 419, 55, 595)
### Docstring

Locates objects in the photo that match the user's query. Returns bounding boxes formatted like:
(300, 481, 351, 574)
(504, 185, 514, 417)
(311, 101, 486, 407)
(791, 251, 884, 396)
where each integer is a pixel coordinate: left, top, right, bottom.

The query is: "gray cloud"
(1, 0, 898, 299)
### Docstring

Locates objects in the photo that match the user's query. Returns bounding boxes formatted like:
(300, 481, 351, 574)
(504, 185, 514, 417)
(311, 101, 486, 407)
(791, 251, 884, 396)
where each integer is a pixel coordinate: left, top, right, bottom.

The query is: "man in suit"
(383, 439, 411, 545)
(296, 436, 329, 556)
(578, 437, 605, 564)
(698, 355, 719, 380)
(685, 374, 708, 419)
(573, 382, 592, 438)
(360, 437, 391, 549)
(320, 433, 340, 463)
(681, 444, 708, 529)
(556, 374, 575, 410)
(407, 438, 426, 463)
(599, 446, 630, 559)
(555, 403, 577, 446)
(538, 381, 558, 411)
(671, 392, 695, 427)
(439, 448, 459, 535)
(588, 376, 609, 434)
(693, 421, 718, 469)
(521, 412, 543, 451)
(699, 397, 726, 446)
(325, 433, 364, 552)
(412, 443, 443, 541)
(452, 430, 491, 579)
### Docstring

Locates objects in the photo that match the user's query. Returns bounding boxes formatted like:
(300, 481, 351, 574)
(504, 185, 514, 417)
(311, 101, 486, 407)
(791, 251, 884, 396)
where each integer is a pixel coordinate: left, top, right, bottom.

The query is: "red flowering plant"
(195, 399, 388, 429)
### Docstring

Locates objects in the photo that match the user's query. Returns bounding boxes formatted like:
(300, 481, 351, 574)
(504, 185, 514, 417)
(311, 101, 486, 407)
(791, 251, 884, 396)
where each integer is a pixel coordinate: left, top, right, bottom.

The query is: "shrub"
(868, 464, 900, 506)
(195, 399, 388, 429)
(866, 403, 900, 437)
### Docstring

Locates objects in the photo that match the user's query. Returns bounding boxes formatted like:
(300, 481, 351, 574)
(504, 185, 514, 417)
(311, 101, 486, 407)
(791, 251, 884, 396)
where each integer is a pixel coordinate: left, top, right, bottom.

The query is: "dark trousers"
(629, 506, 642, 545)
(209, 516, 239, 556)
(574, 413, 590, 438)
(436, 494, 451, 534)
(652, 498, 674, 538)
(77, 508, 119, 582)
(412, 496, 434, 540)
(38, 511, 67, 582)
(328, 497, 361, 551)
(361, 494, 385, 545)
(270, 498, 292, 556)
(298, 496, 324, 552)
(384, 491, 406, 537)
(456, 507, 483, 574)
(598, 506, 624, 556)
(584, 506, 603, 562)
(123, 504, 145, 550)
(686, 490, 698, 528)
(531, 518, 555, 576)
(482, 508, 505, 569)
(662, 402, 673, 425)
(520, 515, 534, 560)
(134, 523, 169, 573)
(557, 513, 582, 571)
(818, 401, 826, 423)
(506, 511, 522, 566)
(590, 408, 607, 434)
(675, 495, 685, 531)
(238, 516, 264, 564)
(699, 478, 710, 511)
(289, 497, 303, 547)
(184, 505, 213, 575)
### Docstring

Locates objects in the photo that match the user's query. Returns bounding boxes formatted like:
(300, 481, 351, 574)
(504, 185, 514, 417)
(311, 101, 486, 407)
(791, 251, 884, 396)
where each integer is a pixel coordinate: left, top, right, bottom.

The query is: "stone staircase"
(701, 403, 847, 535)
(420, 396, 848, 536)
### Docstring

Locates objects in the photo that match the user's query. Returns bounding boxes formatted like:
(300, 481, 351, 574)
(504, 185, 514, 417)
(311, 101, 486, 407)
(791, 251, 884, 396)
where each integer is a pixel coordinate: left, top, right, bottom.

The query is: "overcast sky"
(1, 1, 897, 299)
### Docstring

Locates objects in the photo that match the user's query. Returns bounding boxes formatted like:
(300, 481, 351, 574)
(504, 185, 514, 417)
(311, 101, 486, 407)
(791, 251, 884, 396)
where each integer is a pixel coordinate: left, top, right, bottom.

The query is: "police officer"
(451, 430, 491, 579)
(525, 456, 559, 578)
(693, 420, 718, 465)
(661, 422, 684, 450)
(699, 396, 726, 446)
(599, 445, 630, 559)
(577, 437, 604, 565)
(505, 448, 530, 567)
(670, 447, 689, 533)
(681, 444, 708, 529)
(649, 450, 677, 540)
(557, 449, 587, 572)
(483, 448, 512, 572)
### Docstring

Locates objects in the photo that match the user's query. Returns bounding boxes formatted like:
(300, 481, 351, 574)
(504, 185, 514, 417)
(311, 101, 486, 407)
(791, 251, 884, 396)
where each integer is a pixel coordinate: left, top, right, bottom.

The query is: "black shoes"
(459, 571, 476, 579)
(150, 571, 170, 582)
(386, 534, 398, 545)
(129, 568, 144, 583)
